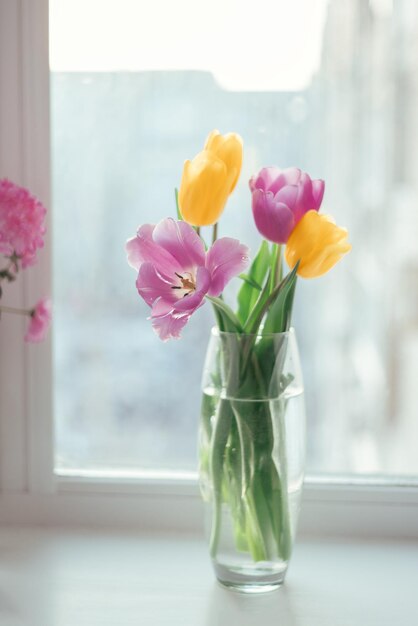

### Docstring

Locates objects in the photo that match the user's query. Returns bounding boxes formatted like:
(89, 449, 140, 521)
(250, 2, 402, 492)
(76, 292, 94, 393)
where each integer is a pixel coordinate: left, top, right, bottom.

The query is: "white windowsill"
(0, 526, 416, 626)
(1, 478, 418, 539)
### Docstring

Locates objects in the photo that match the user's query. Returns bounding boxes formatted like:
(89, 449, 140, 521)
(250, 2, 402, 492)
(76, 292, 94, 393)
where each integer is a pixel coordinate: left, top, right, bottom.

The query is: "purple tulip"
(249, 167, 325, 244)
(126, 218, 249, 341)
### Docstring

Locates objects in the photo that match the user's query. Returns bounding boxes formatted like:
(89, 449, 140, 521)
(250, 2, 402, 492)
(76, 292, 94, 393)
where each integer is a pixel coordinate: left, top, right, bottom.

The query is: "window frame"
(0, 0, 417, 538)
(0, 0, 53, 497)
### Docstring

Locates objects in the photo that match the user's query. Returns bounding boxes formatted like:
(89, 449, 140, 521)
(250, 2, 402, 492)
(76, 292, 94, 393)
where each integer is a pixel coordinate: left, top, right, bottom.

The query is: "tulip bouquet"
(127, 130, 350, 577)
(0, 179, 51, 342)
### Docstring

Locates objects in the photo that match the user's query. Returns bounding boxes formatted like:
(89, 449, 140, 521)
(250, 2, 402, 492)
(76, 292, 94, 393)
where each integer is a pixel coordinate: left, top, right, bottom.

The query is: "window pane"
(51, 0, 418, 476)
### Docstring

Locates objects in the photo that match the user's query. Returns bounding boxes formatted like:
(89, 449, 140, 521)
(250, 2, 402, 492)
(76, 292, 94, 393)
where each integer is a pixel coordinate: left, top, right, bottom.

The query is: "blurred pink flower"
(250, 167, 325, 244)
(0, 178, 47, 268)
(126, 218, 249, 341)
(25, 298, 52, 343)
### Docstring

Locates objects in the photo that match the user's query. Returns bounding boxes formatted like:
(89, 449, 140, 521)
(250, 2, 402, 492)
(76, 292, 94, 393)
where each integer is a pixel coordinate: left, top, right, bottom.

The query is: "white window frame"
(0, 0, 417, 538)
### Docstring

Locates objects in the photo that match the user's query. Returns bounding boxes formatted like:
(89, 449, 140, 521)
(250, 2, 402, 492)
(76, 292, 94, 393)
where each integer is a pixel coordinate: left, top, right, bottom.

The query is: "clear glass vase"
(199, 327, 306, 593)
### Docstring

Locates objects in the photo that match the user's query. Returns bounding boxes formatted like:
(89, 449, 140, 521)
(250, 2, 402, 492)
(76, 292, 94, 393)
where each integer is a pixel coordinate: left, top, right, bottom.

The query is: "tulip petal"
(268, 167, 302, 195)
(179, 130, 243, 226)
(274, 184, 299, 208)
(126, 223, 182, 278)
(126, 224, 154, 270)
(250, 167, 326, 244)
(151, 298, 173, 317)
(312, 179, 325, 210)
(136, 262, 177, 307)
(249, 166, 283, 193)
(127, 207, 249, 339)
(205, 130, 243, 193)
(297, 241, 352, 278)
(252, 189, 295, 244)
(206, 238, 250, 297)
(285, 210, 351, 279)
(204, 129, 222, 152)
(293, 172, 313, 222)
(150, 300, 190, 341)
(179, 152, 230, 226)
(153, 217, 205, 271)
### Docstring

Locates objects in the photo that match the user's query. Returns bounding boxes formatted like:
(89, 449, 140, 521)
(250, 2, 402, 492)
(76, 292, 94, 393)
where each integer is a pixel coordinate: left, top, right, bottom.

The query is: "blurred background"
(50, 0, 418, 477)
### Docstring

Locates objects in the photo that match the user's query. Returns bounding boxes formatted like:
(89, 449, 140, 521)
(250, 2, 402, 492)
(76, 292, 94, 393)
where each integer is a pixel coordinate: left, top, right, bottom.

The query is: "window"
(1, 0, 418, 535)
(50, 0, 418, 478)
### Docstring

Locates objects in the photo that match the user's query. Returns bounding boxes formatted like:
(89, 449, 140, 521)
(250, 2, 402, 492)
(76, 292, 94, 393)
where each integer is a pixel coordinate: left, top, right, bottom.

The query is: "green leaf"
(231, 403, 255, 497)
(243, 262, 299, 337)
(175, 188, 182, 220)
(237, 241, 270, 326)
(251, 264, 297, 388)
(209, 398, 234, 557)
(238, 273, 262, 291)
(262, 263, 298, 335)
(242, 275, 272, 335)
(269, 243, 283, 293)
(207, 296, 244, 333)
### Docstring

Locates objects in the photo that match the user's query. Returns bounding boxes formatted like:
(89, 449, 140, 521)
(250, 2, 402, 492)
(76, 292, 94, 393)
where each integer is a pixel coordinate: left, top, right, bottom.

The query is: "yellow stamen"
(172, 272, 196, 296)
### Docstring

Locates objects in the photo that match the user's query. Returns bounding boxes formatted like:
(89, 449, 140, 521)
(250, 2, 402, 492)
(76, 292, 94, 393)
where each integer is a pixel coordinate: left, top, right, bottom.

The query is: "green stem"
(237, 351, 291, 562)
(244, 262, 299, 341)
(243, 489, 270, 561)
(0, 304, 31, 316)
(212, 222, 218, 244)
(174, 188, 181, 220)
(277, 246, 283, 283)
(231, 403, 254, 498)
(207, 326, 294, 564)
(209, 398, 233, 558)
(210, 301, 224, 331)
(231, 403, 274, 561)
(274, 398, 292, 560)
(230, 404, 278, 561)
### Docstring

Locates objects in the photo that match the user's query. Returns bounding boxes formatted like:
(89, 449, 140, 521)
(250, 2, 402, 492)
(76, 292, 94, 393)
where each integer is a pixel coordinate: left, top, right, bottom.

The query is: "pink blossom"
(126, 218, 249, 341)
(249, 167, 325, 244)
(25, 298, 52, 343)
(0, 178, 47, 268)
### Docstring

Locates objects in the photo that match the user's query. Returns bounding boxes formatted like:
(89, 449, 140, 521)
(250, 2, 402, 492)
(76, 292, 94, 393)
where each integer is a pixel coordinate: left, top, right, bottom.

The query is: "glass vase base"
(214, 562, 287, 594)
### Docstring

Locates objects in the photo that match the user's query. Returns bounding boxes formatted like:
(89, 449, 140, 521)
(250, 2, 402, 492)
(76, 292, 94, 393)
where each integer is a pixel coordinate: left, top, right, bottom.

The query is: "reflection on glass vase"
(199, 327, 306, 593)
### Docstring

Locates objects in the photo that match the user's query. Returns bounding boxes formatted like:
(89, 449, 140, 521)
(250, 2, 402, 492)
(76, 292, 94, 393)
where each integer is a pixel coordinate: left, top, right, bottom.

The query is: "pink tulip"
(25, 298, 52, 343)
(250, 167, 325, 244)
(126, 218, 249, 341)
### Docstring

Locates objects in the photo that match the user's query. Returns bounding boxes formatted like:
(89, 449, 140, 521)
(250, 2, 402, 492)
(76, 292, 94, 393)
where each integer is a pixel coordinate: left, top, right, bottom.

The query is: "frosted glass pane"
(51, 0, 418, 476)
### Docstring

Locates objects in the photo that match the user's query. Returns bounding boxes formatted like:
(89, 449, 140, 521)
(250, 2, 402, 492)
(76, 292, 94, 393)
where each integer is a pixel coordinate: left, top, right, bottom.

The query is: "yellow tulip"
(204, 130, 243, 194)
(179, 130, 243, 226)
(285, 210, 351, 279)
